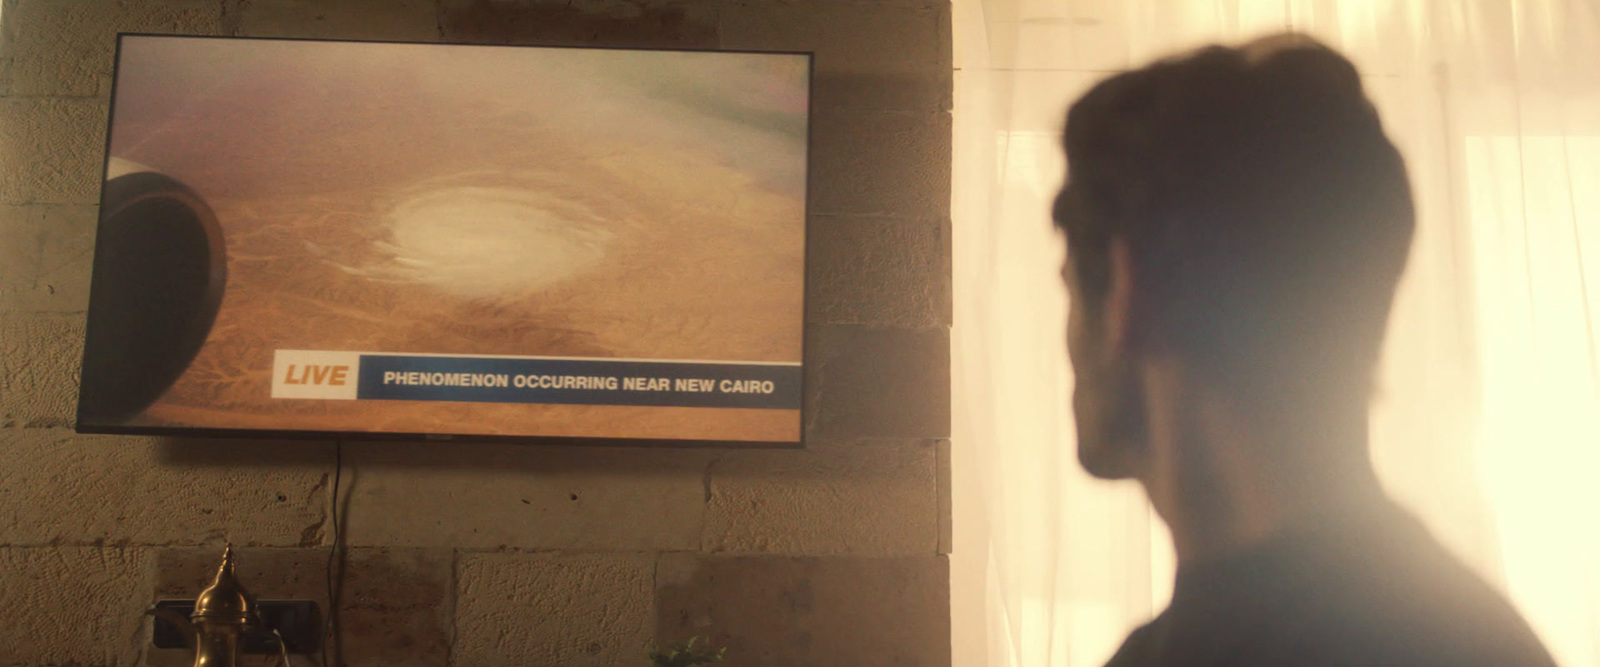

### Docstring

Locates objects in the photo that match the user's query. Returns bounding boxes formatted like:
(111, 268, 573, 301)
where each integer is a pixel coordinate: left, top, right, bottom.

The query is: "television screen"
(77, 35, 810, 444)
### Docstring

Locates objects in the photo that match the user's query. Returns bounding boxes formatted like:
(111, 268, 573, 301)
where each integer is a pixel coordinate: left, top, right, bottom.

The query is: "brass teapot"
(148, 546, 289, 667)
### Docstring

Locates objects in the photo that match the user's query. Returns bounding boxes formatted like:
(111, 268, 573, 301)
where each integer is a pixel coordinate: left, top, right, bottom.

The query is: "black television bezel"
(75, 32, 814, 449)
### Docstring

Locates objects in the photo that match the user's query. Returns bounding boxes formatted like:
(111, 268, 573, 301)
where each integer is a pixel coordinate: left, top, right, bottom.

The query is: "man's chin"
(1077, 436, 1141, 480)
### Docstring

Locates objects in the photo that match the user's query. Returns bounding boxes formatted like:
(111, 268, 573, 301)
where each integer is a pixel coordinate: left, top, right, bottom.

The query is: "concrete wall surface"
(0, 0, 952, 665)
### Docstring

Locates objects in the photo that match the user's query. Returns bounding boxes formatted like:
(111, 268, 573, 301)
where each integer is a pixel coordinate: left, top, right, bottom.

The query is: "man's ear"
(1105, 239, 1137, 355)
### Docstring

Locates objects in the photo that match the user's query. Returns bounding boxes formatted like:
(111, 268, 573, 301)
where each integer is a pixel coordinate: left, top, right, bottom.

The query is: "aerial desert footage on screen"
(83, 36, 809, 443)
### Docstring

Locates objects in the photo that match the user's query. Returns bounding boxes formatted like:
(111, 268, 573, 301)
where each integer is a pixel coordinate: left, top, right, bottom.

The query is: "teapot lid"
(192, 545, 254, 625)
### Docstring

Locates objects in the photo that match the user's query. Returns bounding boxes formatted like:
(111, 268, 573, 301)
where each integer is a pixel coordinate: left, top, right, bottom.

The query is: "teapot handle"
(268, 628, 292, 667)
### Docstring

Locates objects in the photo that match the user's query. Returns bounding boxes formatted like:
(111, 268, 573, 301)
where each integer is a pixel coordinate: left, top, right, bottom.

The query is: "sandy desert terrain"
(99, 37, 807, 442)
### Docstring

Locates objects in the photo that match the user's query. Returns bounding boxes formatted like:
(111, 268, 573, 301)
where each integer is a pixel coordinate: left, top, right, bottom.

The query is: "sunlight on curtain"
(1469, 136, 1600, 667)
(953, 2, 1600, 666)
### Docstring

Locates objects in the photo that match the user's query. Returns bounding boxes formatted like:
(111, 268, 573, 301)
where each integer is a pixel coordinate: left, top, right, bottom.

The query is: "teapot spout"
(148, 606, 198, 649)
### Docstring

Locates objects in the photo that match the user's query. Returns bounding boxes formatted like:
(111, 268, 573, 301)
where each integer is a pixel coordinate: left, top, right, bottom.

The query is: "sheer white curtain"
(951, 2, 1600, 666)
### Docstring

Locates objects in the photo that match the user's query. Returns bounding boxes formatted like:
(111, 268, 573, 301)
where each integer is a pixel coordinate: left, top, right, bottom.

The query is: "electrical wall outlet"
(150, 599, 321, 654)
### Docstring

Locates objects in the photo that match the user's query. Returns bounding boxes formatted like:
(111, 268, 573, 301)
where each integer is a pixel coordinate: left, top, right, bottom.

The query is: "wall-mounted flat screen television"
(76, 34, 810, 445)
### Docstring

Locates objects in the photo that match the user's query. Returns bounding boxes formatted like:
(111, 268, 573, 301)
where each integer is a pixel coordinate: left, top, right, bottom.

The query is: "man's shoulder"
(1311, 552, 1549, 664)
(1102, 510, 1557, 667)
(1254, 512, 1556, 666)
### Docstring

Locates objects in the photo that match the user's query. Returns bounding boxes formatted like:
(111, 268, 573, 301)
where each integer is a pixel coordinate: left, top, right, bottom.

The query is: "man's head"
(1056, 34, 1415, 480)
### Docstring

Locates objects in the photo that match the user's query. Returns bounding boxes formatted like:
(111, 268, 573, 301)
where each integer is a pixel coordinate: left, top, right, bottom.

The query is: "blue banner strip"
(356, 355, 801, 410)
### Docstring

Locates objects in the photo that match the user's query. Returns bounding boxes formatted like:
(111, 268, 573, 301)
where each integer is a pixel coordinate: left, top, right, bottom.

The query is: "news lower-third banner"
(270, 349, 802, 410)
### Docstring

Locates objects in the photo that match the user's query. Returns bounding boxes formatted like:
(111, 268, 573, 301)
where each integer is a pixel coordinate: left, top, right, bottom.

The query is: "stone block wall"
(0, 1, 952, 665)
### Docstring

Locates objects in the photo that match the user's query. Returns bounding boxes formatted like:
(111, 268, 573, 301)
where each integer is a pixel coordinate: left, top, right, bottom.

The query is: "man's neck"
(1135, 361, 1390, 565)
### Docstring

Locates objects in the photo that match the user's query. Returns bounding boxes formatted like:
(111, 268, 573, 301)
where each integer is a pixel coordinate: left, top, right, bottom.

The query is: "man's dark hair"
(1055, 34, 1415, 403)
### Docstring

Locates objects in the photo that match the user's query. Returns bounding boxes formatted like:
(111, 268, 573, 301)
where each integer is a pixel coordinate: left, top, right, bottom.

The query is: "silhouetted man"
(1054, 34, 1557, 667)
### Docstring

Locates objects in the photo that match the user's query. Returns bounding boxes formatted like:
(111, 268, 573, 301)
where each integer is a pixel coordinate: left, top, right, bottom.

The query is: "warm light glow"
(1469, 136, 1600, 667)
(954, 5, 1600, 666)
